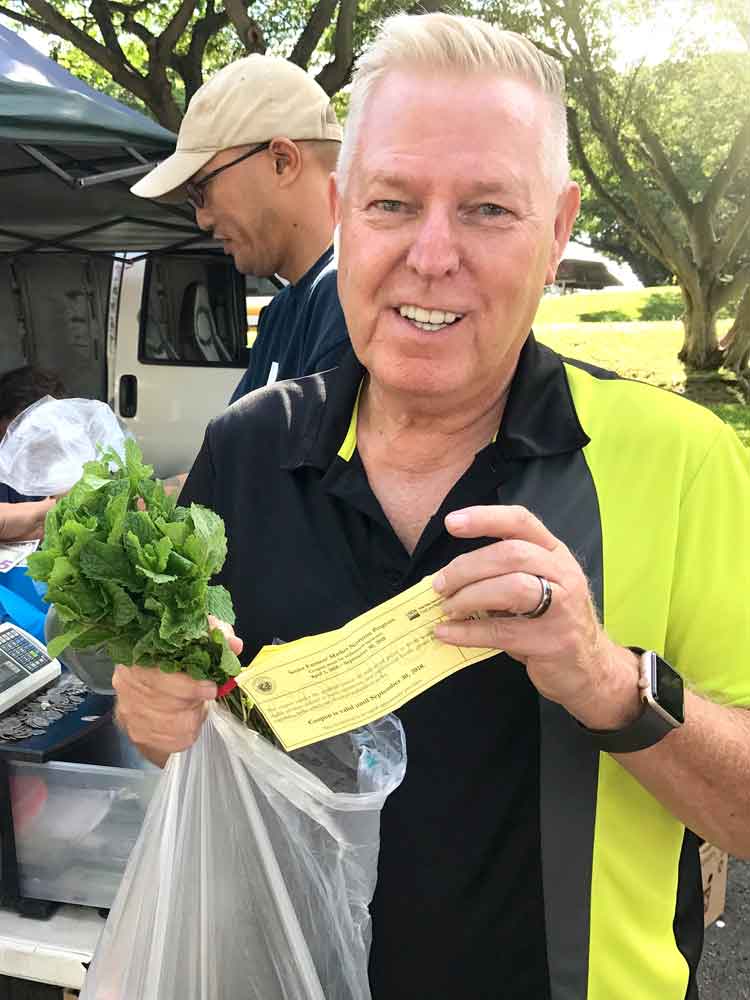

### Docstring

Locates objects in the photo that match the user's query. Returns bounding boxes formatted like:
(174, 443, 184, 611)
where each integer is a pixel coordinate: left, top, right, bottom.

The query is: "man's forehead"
(353, 70, 547, 168)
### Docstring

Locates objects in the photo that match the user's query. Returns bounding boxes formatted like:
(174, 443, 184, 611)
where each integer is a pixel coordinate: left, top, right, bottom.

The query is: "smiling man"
(115, 14, 750, 999)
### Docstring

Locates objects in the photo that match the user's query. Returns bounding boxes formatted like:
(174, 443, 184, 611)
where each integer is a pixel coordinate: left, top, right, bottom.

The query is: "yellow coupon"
(235, 575, 498, 751)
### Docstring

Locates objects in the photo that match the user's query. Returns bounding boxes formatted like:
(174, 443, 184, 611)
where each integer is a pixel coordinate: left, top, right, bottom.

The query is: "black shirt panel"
(229, 248, 349, 402)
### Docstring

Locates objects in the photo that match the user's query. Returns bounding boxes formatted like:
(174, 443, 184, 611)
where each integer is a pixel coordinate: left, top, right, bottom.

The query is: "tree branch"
(560, 0, 694, 279)
(709, 196, 750, 276)
(89, 0, 129, 69)
(700, 110, 750, 222)
(711, 261, 750, 312)
(223, 0, 265, 53)
(568, 106, 669, 268)
(632, 113, 694, 221)
(172, 6, 228, 106)
(157, 0, 198, 59)
(315, 0, 355, 96)
(0, 4, 46, 31)
(289, 0, 338, 68)
(23, 0, 151, 104)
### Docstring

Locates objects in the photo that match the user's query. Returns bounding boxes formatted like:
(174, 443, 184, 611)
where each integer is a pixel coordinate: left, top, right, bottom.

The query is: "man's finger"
(207, 615, 244, 655)
(440, 573, 553, 621)
(444, 505, 558, 550)
(433, 539, 558, 600)
(113, 663, 216, 702)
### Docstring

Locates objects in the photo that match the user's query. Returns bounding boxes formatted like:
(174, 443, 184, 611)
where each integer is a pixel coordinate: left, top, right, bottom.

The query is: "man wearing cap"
(132, 55, 348, 398)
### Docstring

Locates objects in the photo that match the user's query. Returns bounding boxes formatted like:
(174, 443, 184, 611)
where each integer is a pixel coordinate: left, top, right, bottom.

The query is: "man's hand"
(113, 616, 243, 767)
(432, 505, 641, 730)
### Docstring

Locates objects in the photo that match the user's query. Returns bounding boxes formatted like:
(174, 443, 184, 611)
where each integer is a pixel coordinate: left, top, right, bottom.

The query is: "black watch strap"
(581, 648, 683, 753)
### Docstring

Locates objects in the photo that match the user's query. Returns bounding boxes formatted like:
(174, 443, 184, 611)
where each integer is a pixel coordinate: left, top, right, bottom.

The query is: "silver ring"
(488, 575, 553, 620)
(523, 575, 553, 619)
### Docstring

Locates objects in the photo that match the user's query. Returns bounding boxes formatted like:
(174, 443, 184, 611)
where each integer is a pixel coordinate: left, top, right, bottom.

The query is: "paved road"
(699, 857, 750, 999)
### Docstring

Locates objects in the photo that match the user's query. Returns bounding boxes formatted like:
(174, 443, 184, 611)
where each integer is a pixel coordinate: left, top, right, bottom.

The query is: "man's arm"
(434, 495, 750, 859)
(0, 498, 56, 541)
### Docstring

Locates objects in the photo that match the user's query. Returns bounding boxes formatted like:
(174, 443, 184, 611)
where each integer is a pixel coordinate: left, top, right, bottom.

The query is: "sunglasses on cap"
(185, 141, 271, 210)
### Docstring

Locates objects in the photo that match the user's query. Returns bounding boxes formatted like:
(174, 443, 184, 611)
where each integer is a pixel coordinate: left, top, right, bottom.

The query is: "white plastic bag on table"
(80, 704, 407, 1000)
(0, 396, 127, 496)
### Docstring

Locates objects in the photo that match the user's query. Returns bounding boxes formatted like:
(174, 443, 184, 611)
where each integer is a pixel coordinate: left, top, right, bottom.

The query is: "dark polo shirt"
(230, 247, 349, 401)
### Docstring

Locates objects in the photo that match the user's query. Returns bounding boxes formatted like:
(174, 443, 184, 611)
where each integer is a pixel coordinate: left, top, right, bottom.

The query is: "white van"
(1, 250, 278, 478)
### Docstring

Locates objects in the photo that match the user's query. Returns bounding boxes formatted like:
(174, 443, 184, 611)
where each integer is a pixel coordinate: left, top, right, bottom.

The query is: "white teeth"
(398, 304, 463, 326)
(413, 320, 447, 331)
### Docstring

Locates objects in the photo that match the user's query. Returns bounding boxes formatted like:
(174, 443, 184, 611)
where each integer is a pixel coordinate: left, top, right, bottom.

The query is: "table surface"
(0, 903, 103, 989)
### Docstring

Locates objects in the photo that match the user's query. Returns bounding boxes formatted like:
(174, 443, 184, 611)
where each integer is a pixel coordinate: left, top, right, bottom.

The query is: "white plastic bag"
(80, 705, 406, 1000)
(0, 396, 127, 496)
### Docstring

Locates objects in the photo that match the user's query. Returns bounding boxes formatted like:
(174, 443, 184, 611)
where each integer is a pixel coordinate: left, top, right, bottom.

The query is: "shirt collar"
(282, 332, 588, 471)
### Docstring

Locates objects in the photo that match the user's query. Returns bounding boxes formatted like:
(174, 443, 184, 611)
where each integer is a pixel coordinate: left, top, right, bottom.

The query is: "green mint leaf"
(206, 585, 236, 626)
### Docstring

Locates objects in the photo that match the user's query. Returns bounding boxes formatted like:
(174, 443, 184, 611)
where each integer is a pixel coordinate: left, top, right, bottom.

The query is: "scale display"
(0, 623, 61, 714)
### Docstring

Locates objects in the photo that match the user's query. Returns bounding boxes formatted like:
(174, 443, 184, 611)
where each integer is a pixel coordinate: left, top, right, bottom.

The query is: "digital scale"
(0, 622, 61, 715)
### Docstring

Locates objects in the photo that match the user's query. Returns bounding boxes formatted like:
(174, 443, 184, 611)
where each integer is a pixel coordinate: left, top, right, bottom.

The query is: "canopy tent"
(0, 24, 202, 254)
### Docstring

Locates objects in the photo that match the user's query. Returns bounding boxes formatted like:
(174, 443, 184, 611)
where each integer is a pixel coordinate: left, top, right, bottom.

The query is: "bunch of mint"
(27, 439, 241, 686)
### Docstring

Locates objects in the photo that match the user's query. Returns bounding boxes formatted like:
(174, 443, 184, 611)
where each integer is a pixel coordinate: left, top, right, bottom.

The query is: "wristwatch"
(582, 648, 685, 753)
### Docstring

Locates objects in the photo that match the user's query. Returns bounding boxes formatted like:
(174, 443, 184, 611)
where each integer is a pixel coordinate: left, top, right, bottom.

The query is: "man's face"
(192, 146, 283, 276)
(332, 71, 580, 403)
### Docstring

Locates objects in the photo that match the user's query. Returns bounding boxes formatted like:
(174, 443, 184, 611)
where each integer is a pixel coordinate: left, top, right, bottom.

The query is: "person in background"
(132, 54, 350, 402)
(115, 13, 750, 998)
(0, 365, 65, 541)
(0, 365, 66, 640)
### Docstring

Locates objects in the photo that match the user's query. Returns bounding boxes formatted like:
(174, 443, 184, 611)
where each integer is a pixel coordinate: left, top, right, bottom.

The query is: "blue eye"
(374, 200, 404, 213)
(477, 203, 508, 217)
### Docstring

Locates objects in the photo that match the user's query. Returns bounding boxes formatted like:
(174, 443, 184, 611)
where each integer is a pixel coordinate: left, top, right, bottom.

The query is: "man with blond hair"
(116, 14, 750, 998)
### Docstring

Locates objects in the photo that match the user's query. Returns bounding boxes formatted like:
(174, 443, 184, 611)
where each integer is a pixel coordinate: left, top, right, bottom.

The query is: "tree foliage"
(0, 0, 456, 130)
(538, 0, 750, 376)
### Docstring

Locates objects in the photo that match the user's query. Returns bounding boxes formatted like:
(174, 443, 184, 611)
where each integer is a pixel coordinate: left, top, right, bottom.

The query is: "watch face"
(652, 658, 685, 724)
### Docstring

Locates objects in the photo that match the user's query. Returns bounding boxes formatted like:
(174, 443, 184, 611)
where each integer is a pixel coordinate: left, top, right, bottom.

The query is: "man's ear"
(269, 137, 302, 187)
(545, 181, 581, 285)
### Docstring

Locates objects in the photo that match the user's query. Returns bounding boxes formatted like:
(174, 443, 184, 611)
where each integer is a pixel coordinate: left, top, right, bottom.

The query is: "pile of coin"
(0, 674, 89, 742)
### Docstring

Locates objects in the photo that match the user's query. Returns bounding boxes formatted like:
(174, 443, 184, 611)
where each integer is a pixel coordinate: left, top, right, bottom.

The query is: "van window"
(140, 254, 252, 367)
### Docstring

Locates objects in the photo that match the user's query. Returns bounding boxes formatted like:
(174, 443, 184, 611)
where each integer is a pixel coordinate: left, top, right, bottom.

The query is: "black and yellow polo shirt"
(181, 334, 750, 1000)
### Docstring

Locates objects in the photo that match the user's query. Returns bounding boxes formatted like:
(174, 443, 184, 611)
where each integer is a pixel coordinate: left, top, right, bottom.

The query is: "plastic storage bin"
(9, 759, 159, 908)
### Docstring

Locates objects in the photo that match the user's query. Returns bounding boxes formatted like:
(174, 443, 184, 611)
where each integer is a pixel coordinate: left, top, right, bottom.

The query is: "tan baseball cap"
(131, 54, 342, 202)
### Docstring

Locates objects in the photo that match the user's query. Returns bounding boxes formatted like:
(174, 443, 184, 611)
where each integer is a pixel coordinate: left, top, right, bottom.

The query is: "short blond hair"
(338, 13, 569, 191)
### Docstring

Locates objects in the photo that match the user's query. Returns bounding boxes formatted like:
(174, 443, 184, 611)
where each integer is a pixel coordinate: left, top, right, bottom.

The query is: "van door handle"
(119, 374, 138, 418)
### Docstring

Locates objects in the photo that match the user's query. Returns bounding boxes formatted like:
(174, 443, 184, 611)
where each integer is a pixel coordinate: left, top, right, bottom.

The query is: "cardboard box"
(700, 842, 728, 928)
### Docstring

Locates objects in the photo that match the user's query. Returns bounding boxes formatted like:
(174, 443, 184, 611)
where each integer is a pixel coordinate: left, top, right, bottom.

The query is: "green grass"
(535, 286, 683, 324)
(535, 285, 736, 325)
(533, 319, 749, 448)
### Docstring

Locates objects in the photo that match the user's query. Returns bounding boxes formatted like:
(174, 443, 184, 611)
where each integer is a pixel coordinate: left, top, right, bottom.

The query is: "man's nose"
(406, 207, 460, 278)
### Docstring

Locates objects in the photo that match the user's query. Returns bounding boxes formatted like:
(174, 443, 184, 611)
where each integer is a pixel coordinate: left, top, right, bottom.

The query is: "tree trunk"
(721, 283, 750, 372)
(678, 286, 723, 371)
(721, 284, 750, 399)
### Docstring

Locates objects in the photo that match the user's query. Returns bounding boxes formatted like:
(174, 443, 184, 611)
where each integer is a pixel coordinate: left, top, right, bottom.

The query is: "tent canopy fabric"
(0, 24, 202, 253)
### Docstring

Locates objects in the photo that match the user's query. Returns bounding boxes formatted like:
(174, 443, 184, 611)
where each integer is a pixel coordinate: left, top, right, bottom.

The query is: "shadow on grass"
(682, 372, 745, 407)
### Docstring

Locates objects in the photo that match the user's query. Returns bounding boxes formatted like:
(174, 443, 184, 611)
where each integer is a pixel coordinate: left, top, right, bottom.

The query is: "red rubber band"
(216, 677, 238, 698)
